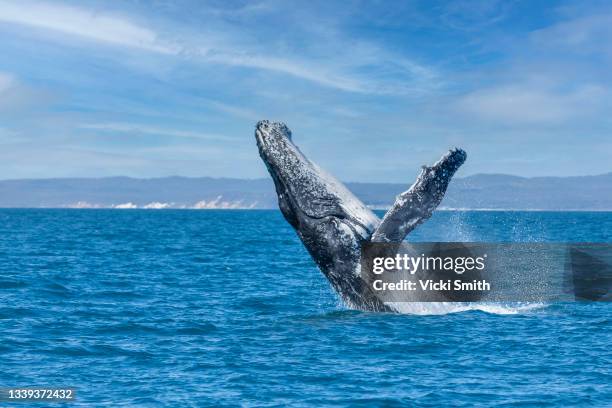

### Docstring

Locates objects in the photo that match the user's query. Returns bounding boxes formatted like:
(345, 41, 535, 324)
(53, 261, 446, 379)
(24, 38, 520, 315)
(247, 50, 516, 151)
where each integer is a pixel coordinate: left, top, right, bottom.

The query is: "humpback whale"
(256, 120, 466, 312)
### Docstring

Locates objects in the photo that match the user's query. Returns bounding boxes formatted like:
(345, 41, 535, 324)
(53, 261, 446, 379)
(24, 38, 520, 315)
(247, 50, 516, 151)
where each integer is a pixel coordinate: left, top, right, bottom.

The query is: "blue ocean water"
(0, 209, 610, 407)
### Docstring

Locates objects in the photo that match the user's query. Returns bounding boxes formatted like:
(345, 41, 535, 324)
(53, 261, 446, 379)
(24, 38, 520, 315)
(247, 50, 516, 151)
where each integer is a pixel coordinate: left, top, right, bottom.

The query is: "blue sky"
(0, 0, 611, 181)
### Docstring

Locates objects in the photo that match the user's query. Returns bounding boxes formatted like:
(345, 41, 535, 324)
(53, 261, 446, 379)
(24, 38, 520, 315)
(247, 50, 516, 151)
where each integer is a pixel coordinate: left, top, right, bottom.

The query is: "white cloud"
(202, 99, 260, 121)
(80, 123, 232, 141)
(530, 13, 612, 56)
(0, 71, 55, 114)
(0, 1, 436, 95)
(204, 51, 366, 93)
(0, 72, 14, 93)
(203, 47, 440, 94)
(457, 84, 606, 124)
(0, 1, 176, 53)
(439, 0, 512, 31)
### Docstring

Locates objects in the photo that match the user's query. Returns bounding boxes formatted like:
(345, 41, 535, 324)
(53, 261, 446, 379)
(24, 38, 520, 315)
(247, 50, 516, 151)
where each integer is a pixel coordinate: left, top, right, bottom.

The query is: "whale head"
(255, 120, 383, 307)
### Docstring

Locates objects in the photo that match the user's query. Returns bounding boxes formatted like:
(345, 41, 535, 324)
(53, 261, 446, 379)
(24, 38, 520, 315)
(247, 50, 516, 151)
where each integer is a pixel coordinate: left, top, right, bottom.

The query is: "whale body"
(255, 120, 466, 311)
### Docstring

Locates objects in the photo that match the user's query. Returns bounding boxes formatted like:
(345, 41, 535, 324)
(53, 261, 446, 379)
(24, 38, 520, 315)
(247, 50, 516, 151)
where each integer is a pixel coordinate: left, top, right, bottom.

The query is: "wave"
(387, 301, 546, 315)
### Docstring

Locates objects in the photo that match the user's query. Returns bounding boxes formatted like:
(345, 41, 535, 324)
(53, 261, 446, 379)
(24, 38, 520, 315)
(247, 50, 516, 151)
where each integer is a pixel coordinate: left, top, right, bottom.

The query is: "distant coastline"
(1, 173, 611, 211)
(3, 207, 612, 212)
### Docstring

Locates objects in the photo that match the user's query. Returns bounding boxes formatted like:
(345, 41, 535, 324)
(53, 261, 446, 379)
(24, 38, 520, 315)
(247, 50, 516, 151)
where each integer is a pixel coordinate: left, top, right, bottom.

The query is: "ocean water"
(0, 209, 610, 407)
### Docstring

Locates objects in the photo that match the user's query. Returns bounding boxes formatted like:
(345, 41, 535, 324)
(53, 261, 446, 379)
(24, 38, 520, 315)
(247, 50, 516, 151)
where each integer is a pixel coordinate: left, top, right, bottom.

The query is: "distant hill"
(0, 173, 611, 210)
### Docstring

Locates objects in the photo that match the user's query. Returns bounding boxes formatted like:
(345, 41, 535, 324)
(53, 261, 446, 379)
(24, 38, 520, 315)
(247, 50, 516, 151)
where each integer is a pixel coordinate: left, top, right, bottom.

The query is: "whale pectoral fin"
(371, 148, 466, 243)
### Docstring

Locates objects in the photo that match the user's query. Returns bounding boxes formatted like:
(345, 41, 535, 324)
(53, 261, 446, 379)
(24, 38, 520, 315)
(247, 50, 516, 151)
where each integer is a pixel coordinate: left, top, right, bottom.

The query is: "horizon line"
(1, 172, 611, 184)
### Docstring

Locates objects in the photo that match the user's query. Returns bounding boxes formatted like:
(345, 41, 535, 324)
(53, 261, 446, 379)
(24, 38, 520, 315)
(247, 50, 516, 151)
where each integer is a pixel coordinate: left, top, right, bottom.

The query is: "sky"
(0, 0, 611, 182)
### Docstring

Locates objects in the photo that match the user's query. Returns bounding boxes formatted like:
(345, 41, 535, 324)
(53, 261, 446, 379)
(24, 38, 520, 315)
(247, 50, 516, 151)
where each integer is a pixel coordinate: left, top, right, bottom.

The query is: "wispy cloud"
(457, 84, 607, 125)
(80, 123, 232, 141)
(0, 1, 176, 53)
(438, 0, 512, 31)
(530, 13, 612, 57)
(0, 71, 55, 114)
(0, 72, 14, 92)
(2, 1, 611, 180)
(0, 1, 437, 94)
(203, 51, 366, 93)
(201, 100, 260, 121)
(451, 4, 612, 127)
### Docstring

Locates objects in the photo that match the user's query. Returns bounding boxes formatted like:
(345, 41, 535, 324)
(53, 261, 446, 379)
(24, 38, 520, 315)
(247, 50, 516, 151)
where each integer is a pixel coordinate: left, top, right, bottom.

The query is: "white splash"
(387, 302, 546, 316)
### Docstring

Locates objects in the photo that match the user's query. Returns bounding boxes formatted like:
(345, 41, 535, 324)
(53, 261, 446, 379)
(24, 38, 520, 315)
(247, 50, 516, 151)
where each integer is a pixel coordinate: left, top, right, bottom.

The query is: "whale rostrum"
(255, 120, 466, 312)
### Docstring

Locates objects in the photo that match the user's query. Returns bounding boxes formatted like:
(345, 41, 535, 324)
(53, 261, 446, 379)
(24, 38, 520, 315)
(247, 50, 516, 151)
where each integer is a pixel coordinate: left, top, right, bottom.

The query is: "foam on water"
(387, 301, 547, 315)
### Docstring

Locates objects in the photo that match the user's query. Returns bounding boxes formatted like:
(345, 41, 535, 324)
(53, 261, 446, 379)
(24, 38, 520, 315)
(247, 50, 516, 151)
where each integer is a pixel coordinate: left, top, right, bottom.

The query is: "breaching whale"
(255, 120, 466, 312)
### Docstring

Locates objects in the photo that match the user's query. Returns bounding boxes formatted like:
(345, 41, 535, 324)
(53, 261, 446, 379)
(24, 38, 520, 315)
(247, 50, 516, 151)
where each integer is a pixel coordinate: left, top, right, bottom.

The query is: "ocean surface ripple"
(0, 210, 610, 406)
